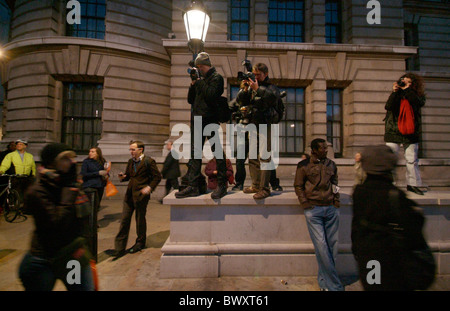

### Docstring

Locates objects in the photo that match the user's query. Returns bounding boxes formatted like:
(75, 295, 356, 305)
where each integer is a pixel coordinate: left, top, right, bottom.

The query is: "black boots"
(211, 183, 228, 199)
(407, 185, 424, 195)
(175, 186, 200, 198)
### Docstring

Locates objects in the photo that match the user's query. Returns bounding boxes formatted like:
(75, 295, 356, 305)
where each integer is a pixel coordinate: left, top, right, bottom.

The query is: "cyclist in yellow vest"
(0, 139, 36, 176)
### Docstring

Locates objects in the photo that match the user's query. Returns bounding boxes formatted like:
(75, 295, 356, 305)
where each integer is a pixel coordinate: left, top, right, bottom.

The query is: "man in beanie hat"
(176, 51, 228, 199)
(19, 143, 95, 291)
(351, 145, 435, 290)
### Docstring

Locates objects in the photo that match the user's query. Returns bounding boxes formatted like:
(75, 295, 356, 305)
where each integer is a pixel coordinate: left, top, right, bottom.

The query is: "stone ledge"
(161, 190, 450, 278)
(163, 190, 450, 207)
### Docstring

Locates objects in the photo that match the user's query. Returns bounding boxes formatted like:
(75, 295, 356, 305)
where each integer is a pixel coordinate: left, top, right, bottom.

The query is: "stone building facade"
(0, 0, 449, 193)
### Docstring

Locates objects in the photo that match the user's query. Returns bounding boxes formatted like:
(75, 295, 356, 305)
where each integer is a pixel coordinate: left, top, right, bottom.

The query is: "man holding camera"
(384, 73, 426, 195)
(175, 52, 228, 199)
(238, 63, 281, 200)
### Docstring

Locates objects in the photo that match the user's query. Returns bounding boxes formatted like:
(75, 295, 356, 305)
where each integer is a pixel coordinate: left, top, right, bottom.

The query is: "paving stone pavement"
(0, 197, 449, 291)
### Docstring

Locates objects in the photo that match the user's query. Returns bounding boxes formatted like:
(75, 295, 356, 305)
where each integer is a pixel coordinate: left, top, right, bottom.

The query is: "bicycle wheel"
(3, 189, 21, 223)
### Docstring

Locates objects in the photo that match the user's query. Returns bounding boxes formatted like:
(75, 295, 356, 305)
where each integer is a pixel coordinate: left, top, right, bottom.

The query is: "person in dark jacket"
(161, 141, 181, 196)
(80, 147, 108, 215)
(175, 52, 228, 200)
(384, 73, 426, 195)
(352, 145, 434, 290)
(19, 143, 94, 291)
(114, 140, 162, 258)
(240, 63, 281, 200)
(294, 138, 343, 291)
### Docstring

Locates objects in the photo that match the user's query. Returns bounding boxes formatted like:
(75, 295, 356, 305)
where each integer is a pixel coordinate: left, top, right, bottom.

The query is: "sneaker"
(253, 188, 270, 200)
(175, 186, 200, 198)
(243, 186, 260, 194)
(272, 186, 283, 191)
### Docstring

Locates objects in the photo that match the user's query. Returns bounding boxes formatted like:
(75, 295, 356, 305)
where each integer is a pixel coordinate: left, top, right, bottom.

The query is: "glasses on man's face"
(129, 148, 142, 152)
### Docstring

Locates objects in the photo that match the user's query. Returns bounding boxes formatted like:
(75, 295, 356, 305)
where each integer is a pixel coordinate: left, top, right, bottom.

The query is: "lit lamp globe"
(183, 0, 210, 56)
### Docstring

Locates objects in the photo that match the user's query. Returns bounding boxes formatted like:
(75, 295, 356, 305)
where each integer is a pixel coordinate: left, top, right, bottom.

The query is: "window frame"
(228, 0, 250, 41)
(65, 0, 106, 40)
(62, 82, 103, 153)
(268, 0, 305, 43)
(325, 0, 342, 44)
(326, 88, 343, 158)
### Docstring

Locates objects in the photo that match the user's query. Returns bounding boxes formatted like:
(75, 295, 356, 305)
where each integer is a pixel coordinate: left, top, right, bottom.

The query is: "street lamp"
(183, 0, 210, 57)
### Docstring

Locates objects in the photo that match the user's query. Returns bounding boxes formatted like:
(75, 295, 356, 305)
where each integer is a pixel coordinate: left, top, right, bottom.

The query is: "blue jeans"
(304, 205, 344, 291)
(19, 252, 95, 291)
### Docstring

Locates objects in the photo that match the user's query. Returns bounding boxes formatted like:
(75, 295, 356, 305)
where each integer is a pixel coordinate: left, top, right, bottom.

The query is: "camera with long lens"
(397, 78, 406, 87)
(237, 60, 256, 82)
(187, 60, 199, 81)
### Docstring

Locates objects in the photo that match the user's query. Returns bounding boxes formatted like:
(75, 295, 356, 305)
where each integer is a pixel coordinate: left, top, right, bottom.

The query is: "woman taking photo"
(80, 147, 109, 212)
(384, 72, 426, 195)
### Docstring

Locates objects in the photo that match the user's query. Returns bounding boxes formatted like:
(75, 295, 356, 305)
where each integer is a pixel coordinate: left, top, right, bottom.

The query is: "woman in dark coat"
(80, 147, 108, 211)
(384, 73, 426, 195)
(352, 145, 434, 291)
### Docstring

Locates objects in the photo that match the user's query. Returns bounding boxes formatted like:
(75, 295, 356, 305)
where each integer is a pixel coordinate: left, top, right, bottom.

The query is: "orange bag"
(105, 179, 118, 197)
(398, 98, 415, 135)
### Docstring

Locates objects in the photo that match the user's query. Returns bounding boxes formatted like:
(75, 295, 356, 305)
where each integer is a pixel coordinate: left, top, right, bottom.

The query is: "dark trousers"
(188, 117, 227, 187)
(235, 132, 249, 185)
(165, 178, 179, 195)
(114, 196, 149, 251)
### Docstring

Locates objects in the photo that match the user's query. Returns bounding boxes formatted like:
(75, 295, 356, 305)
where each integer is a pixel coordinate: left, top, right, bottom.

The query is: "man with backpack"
(239, 63, 283, 200)
(384, 73, 426, 195)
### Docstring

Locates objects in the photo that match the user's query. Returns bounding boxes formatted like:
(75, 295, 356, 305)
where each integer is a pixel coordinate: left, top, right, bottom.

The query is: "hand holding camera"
(187, 60, 200, 82)
(393, 77, 411, 92)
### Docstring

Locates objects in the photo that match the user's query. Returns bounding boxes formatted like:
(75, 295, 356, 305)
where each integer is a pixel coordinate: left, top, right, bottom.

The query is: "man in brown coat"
(114, 140, 161, 258)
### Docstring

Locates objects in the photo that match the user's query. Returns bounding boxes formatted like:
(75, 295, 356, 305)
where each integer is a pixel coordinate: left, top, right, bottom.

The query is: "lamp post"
(183, 0, 210, 58)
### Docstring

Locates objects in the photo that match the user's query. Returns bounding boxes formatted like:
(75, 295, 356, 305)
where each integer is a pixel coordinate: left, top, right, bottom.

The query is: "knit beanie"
(40, 143, 74, 168)
(361, 145, 397, 176)
(194, 52, 212, 67)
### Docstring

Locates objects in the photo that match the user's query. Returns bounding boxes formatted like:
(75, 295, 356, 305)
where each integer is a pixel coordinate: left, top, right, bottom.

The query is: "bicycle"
(0, 174, 28, 223)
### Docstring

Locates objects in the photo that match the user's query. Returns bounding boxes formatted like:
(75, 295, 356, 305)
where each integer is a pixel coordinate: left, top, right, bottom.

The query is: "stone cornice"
(2, 37, 171, 62)
(162, 39, 418, 57)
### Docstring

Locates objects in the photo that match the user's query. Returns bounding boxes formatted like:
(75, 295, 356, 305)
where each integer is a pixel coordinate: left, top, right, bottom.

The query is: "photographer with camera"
(175, 52, 228, 200)
(230, 81, 252, 191)
(236, 62, 282, 200)
(384, 73, 426, 195)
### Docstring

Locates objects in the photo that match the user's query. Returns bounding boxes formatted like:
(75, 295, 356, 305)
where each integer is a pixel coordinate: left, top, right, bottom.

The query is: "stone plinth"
(160, 191, 450, 278)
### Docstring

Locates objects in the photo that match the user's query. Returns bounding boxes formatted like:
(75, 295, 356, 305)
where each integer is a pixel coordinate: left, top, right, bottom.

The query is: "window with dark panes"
(404, 23, 420, 71)
(66, 0, 106, 39)
(279, 87, 305, 156)
(62, 83, 103, 153)
(268, 0, 304, 42)
(325, 0, 341, 43)
(326, 89, 342, 157)
(229, 0, 250, 41)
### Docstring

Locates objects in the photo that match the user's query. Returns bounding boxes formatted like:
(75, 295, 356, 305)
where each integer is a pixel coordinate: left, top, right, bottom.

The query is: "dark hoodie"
(25, 168, 84, 259)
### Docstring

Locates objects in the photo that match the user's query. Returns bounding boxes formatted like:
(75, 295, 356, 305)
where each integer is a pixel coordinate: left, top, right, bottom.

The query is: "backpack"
(398, 98, 415, 135)
(267, 85, 285, 124)
(217, 96, 232, 123)
(272, 95, 285, 124)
